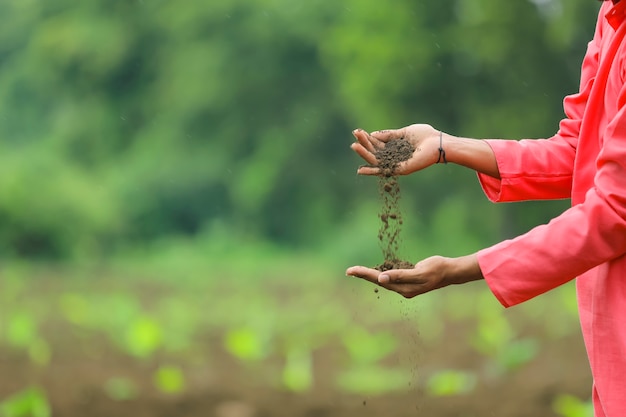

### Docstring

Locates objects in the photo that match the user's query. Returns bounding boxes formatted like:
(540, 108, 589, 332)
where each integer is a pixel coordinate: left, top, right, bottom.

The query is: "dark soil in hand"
(373, 138, 415, 271)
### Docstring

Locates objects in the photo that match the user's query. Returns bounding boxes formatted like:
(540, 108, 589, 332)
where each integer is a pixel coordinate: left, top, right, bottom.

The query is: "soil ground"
(0, 318, 591, 417)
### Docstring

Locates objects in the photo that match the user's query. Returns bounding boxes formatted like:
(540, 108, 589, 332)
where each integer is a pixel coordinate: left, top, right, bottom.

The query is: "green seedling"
(124, 315, 164, 359)
(471, 306, 514, 357)
(6, 313, 38, 348)
(341, 327, 398, 365)
(5, 313, 50, 366)
(281, 346, 313, 392)
(427, 370, 477, 397)
(336, 366, 412, 395)
(58, 293, 91, 326)
(224, 327, 272, 363)
(153, 365, 185, 394)
(0, 387, 50, 417)
(104, 377, 138, 401)
(496, 338, 539, 371)
(553, 394, 593, 417)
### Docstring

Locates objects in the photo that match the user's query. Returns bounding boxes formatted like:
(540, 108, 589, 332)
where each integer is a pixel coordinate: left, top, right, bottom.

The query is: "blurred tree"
(0, 0, 600, 258)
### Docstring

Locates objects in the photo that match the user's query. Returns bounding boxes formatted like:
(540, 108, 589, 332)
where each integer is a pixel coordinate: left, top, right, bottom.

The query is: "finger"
(356, 165, 381, 176)
(346, 266, 381, 284)
(378, 268, 422, 285)
(352, 129, 376, 153)
(359, 130, 385, 148)
(370, 128, 406, 143)
(350, 142, 378, 166)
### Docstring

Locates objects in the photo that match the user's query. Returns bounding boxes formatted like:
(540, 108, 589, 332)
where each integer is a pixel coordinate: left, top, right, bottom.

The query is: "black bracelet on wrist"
(437, 131, 447, 164)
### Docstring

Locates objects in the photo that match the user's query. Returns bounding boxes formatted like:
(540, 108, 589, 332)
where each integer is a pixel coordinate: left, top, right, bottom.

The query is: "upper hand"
(351, 124, 441, 176)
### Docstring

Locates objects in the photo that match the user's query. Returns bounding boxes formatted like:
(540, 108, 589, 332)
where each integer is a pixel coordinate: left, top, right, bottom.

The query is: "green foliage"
(5, 313, 38, 348)
(553, 394, 593, 417)
(282, 347, 313, 393)
(341, 327, 398, 365)
(426, 370, 477, 397)
(0, 387, 50, 417)
(153, 366, 186, 394)
(103, 377, 138, 401)
(57, 289, 201, 361)
(124, 316, 164, 359)
(471, 293, 515, 356)
(0, 0, 601, 258)
(0, 257, 585, 401)
(224, 327, 273, 363)
(4, 312, 50, 366)
(496, 338, 540, 371)
(336, 367, 412, 395)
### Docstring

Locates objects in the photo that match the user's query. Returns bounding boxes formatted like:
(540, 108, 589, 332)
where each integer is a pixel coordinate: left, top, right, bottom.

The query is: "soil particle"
(372, 138, 415, 271)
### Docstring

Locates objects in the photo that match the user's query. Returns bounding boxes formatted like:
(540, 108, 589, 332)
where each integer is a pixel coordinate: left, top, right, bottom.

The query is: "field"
(0, 244, 593, 417)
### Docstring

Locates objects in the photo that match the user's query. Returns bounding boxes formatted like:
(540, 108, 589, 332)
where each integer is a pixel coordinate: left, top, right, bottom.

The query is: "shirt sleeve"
(478, 97, 626, 307)
(475, 8, 626, 308)
(477, 16, 601, 203)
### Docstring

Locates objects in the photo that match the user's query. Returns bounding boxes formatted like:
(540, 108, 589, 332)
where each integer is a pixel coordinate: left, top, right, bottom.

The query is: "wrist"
(436, 131, 448, 164)
(444, 254, 484, 285)
(439, 135, 500, 178)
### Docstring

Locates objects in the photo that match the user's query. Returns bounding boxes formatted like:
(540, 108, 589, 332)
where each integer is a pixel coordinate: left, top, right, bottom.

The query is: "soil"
(0, 318, 592, 417)
(0, 276, 593, 417)
(373, 138, 415, 271)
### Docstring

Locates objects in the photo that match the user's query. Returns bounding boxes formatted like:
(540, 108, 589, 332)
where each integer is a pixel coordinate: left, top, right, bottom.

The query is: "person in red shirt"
(346, 1, 626, 415)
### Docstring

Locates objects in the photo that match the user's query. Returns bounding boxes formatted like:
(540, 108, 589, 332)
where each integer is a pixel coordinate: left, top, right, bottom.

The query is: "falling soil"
(373, 138, 415, 272)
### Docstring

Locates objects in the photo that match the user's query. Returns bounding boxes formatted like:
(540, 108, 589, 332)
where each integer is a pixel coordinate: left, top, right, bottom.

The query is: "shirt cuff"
(476, 140, 509, 202)
(477, 245, 515, 308)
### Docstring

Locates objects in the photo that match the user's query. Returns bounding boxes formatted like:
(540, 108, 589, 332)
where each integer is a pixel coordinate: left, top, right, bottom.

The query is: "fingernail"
(379, 274, 390, 283)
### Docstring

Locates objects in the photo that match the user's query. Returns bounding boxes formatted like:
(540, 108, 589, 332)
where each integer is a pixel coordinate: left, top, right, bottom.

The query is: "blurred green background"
(0, 0, 600, 416)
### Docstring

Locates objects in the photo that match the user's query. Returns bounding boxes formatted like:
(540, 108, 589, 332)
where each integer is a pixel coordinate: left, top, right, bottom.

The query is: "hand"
(351, 124, 441, 176)
(345, 255, 483, 298)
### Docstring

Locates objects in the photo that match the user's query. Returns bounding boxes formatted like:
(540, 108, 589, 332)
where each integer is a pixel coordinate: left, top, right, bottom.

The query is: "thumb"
(370, 128, 406, 142)
(378, 268, 414, 284)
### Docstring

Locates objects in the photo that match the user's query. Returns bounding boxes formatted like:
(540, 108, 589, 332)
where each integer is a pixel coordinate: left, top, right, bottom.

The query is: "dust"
(373, 138, 415, 271)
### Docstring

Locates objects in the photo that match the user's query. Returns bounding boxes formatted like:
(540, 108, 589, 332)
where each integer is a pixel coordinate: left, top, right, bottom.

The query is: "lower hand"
(345, 255, 484, 298)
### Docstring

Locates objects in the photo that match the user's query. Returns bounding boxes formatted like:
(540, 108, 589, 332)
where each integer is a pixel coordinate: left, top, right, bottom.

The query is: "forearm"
(443, 254, 485, 286)
(442, 134, 500, 179)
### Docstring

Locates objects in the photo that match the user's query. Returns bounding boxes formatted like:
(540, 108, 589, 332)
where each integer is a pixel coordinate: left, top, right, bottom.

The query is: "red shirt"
(476, 2, 626, 415)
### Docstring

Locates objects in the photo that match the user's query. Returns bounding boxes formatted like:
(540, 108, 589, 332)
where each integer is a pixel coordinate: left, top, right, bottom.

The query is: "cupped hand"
(345, 256, 451, 299)
(351, 124, 442, 176)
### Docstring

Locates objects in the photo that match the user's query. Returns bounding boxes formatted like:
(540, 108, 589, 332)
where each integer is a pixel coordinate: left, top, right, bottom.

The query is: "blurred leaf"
(497, 338, 540, 371)
(5, 312, 49, 365)
(341, 327, 398, 365)
(471, 295, 514, 356)
(104, 377, 138, 401)
(282, 347, 313, 393)
(58, 293, 90, 326)
(6, 313, 38, 348)
(0, 387, 50, 417)
(224, 327, 271, 362)
(552, 394, 593, 417)
(336, 366, 411, 395)
(124, 316, 163, 358)
(426, 370, 477, 397)
(27, 339, 50, 367)
(153, 366, 186, 394)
